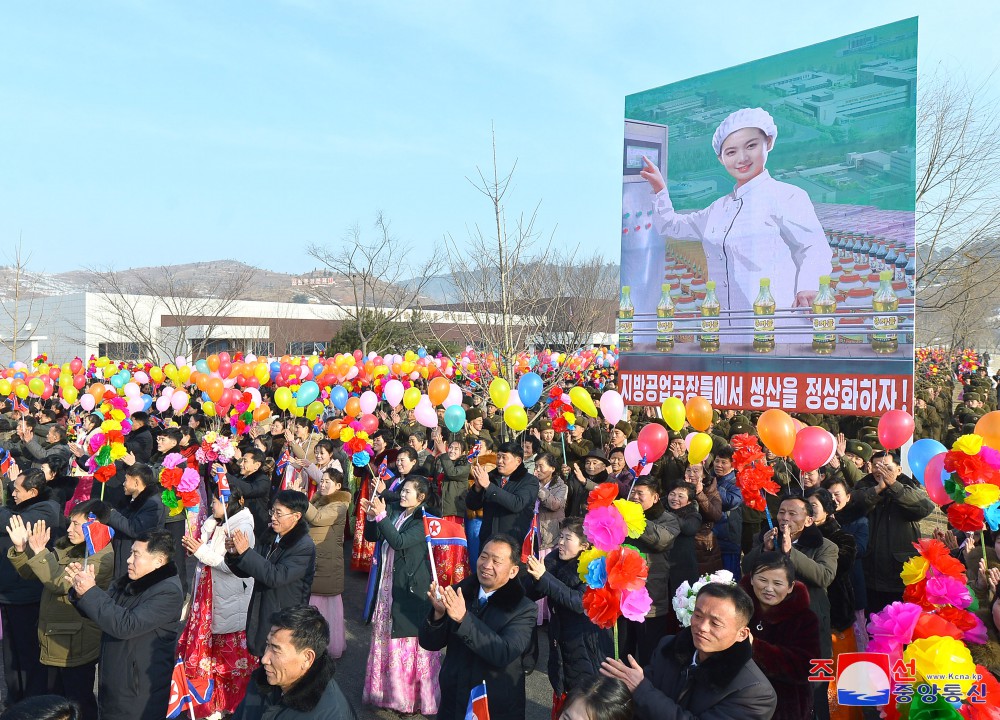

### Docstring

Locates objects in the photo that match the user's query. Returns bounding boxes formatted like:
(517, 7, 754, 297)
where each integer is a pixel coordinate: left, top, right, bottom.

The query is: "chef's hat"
(712, 108, 778, 156)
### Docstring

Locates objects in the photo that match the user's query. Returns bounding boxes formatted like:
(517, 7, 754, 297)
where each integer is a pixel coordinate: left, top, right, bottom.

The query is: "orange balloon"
(757, 409, 796, 457)
(252, 405, 271, 422)
(976, 412, 1000, 451)
(206, 377, 224, 403)
(207, 355, 220, 372)
(326, 420, 344, 439)
(685, 396, 713, 432)
(428, 377, 450, 406)
(90, 383, 106, 403)
(345, 396, 362, 418)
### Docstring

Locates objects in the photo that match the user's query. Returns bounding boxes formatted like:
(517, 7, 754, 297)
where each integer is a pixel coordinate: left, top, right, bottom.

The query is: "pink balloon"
(414, 399, 437, 428)
(923, 453, 951, 506)
(600, 391, 625, 426)
(878, 410, 915, 451)
(124, 382, 141, 398)
(383, 379, 404, 407)
(684, 432, 696, 450)
(624, 441, 642, 469)
(637, 423, 669, 463)
(171, 391, 190, 413)
(360, 390, 379, 415)
(359, 413, 379, 435)
(792, 426, 836, 473)
(80, 394, 96, 412)
(442, 383, 463, 408)
(127, 397, 144, 414)
(155, 395, 171, 413)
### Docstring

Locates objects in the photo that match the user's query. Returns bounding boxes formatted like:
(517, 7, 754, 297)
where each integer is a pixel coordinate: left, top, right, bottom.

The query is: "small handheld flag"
(465, 682, 490, 720)
(82, 514, 114, 556)
(166, 658, 214, 719)
(520, 503, 540, 563)
(378, 458, 396, 485)
(467, 441, 482, 464)
(423, 512, 467, 547)
(0, 448, 11, 477)
(216, 470, 231, 502)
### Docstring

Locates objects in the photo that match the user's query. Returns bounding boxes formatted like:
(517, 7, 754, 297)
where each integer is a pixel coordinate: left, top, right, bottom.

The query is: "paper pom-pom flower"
(981, 445, 1000, 470)
(908, 694, 965, 720)
(904, 636, 977, 698)
(94, 465, 117, 483)
(900, 556, 929, 586)
(954, 434, 984, 456)
(966, 483, 1000, 508)
(948, 503, 985, 533)
(913, 538, 967, 578)
(587, 483, 618, 511)
(903, 579, 934, 610)
(912, 611, 964, 641)
(961, 665, 1000, 720)
(605, 546, 649, 592)
(612, 499, 647, 539)
(924, 573, 972, 608)
(985, 502, 1000, 532)
(577, 548, 607, 583)
(620, 586, 653, 621)
(867, 602, 922, 646)
(352, 450, 371, 467)
(582, 587, 620, 629)
(583, 505, 628, 552)
(177, 468, 200, 493)
(584, 558, 608, 589)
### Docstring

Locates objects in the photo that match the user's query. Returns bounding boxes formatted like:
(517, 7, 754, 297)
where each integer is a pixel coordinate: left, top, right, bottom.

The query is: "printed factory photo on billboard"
(617, 18, 917, 415)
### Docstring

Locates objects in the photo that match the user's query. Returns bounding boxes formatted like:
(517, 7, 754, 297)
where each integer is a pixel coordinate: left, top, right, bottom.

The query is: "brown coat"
(306, 490, 351, 596)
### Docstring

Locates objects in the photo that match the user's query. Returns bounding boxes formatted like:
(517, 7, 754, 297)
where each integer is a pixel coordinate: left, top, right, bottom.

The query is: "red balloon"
(792, 426, 836, 473)
(359, 413, 379, 435)
(636, 423, 670, 463)
(923, 453, 951, 506)
(878, 410, 914, 450)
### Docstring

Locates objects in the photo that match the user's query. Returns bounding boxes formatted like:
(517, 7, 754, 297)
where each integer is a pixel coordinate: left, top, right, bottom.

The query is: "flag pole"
(426, 540, 441, 598)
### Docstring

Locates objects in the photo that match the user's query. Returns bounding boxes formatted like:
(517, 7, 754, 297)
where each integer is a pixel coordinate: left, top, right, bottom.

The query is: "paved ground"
(339, 547, 555, 720)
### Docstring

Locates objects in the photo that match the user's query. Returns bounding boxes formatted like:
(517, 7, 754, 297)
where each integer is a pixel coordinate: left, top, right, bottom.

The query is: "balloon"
(689, 433, 713, 465)
(569, 387, 598, 418)
(685, 397, 713, 432)
(383, 379, 405, 407)
(124, 382, 140, 399)
(62, 387, 78, 405)
(155, 395, 171, 413)
(623, 440, 653, 476)
(306, 401, 324, 421)
(359, 390, 379, 415)
(170, 391, 189, 413)
(345, 396, 361, 418)
(296, 381, 320, 407)
(253, 405, 271, 422)
(976, 412, 1000, 451)
(792, 427, 836, 473)
(428, 377, 450, 406)
(599, 390, 625, 426)
(443, 383, 463, 408)
(878, 410, 914, 450)
(489, 378, 511, 409)
(359, 413, 379, 435)
(28, 377, 44, 396)
(517, 372, 543, 407)
(444, 405, 467, 433)
(923, 453, 951, 506)
(273, 387, 292, 410)
(660, 397, 685, 432)
(637, 423, 670, 463)
(414, 398, 437, 428)
(206, 377, 224, 403)
(403, 387, 421, 410)
(80, 394, 96, 412)
(908, 438, 948, 484)
(330, 386, 348, 411)
(503, 405, 528, 432)
(0, 379, 9, 396)
(127, 397, 144, 414)
(203, 401, 216, 417)
(757, 409, 796, 457)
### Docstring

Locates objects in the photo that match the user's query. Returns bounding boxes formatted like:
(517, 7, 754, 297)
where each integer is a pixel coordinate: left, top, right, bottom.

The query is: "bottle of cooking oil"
(871, 270, 899, 354)
(812, 275, 837, 354)
(700, 281, 720, 353)
(752, 278, 775, 353)
(618, 285, 634, 351)
(656, 283, 674, 352)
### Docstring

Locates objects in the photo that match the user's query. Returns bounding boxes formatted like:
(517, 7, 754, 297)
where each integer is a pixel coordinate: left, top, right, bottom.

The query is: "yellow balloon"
(569, 386, 597, 418)
(290, 404, 305, 417)
(403, 387, 421, 410)
(504, 405, 528, 432)
(0, 379, 10, 395)
(203, 401, 216, 417)
(689, 433, 714, 465)
(255, 363, 270, 384)
(660, 397, 686, 432)
(178, 366, 191, 384)
(96, 357, 109, 368)
(274, 387, 292, 410)
(489, 378, 511, 409)
(149, 366, 164, 383)
(15, 384, 29, 399)
(62, 387, 78, 405)
(306, 400, 324, 420)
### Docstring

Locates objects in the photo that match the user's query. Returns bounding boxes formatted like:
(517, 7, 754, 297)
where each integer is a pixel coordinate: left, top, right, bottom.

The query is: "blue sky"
(1, 1, 996, 275)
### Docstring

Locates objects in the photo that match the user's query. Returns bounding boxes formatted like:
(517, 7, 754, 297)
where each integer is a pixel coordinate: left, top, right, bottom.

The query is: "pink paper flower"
(867, 601, 922, 645)
(88, 433, 106, 454)
(583, 505, 628, 552)
(177, 468, 200, 493)
(620, 586, 653, 621)
(866, 635, 903, 667)
(982, 445, 1000, 471)
(162, 452, 186, 470)
(924, 573, 972, 608)
(965, 613, 989, 645)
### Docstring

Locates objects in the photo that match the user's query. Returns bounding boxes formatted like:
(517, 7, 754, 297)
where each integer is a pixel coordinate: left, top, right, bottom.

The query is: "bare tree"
(307, 212, 445, 356)
(0, 239, 45, 363)
(83, 262, 258, 362)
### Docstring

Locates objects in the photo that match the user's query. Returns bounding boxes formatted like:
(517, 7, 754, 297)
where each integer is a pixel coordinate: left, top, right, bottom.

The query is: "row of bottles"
(828, 231, 915, 297)
(618, 270, 905, 354)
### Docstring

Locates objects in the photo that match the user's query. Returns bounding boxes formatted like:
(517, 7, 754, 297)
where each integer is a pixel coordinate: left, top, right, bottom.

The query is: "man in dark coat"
(91, 463, 166, 581)
(69, 528, 185, 720)
(234, 605, 356, 720)
(0, 467, 62, 701)
(226, 489, 316, 657)
(465, 442, 539, 549)
(419, 534, 537, 720)
(219, 448, 272, 543)
(601, 582, 777, 720)
(125, 412, 154, 465)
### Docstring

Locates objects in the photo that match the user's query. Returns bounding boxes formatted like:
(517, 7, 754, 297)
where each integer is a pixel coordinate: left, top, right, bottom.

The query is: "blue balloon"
(417, 347, 427, 358)
(195, 359, 210, 374)
(907, 438, 947, 484)
(330, 386, 348, 411)
(444, 405, 467, 433)
(13, 372, 24, 380)
(296, 380, 320, 407)
(270, 361, 282, 378)
(313, 363, 324, 376)
(141, 394, 153, 412)
(517, 372, 543, 407)
(201, 391, 210, 402)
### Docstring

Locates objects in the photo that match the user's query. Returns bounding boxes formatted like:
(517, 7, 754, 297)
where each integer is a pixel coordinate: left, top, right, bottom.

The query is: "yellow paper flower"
(613, 499, 648, 539)
(101, 420, 122, 433)
(356, 431, 369, 442)
(954, 434, 984, 456)
(900, 556, 929, 586)
(577, 547, 607, 582)
(110, 409, 126, 421)
(168, 504, 185, 517)
(204, 431, 218, 445)
(965, 483, 1000, 508)
(903, 636, 977, 698)
(109, 442, 127, 461)
(340, 428, 355, 443)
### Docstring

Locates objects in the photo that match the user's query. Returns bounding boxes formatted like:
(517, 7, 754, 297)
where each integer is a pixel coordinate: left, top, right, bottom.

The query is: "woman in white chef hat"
(641, 107, 831, 344)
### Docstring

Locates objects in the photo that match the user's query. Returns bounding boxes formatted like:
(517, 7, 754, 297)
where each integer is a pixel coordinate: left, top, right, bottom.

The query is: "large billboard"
(618, 18, 917, 415)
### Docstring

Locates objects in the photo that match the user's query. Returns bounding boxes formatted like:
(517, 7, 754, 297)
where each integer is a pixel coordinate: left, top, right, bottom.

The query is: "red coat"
(739, 576, 820, 720)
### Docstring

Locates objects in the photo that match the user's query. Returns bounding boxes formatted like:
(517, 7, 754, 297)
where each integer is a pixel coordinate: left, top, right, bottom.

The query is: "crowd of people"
(0, 352, 997, 720)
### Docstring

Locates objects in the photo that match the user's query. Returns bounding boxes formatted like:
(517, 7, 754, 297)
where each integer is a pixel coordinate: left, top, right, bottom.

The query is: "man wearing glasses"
(837, 451, 934, 611)
(226, 489, 317, 658)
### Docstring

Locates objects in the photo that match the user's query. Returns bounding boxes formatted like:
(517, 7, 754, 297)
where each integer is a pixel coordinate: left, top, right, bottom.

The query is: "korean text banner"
(618, 18, 916, 415)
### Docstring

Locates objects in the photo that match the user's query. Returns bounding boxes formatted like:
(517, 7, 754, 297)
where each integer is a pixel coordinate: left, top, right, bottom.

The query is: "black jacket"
(234, 652, 357, 720)
(126, 425, 154, 465)
(667, 503, 703, 593)
(632, 628, 777, 720)
(419, 575, 537, 720)
(0, 491, 62, 604)
(363, 505, 433, 638)
(104, 484, 167, 581)
(526, 553, 613, 695)
(227, 469, 272, 542)
(74, 563, 185, 720)
(227, 518, 316, 657)
(464, 463, 539, 549)
(817, 517, 857, 632)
